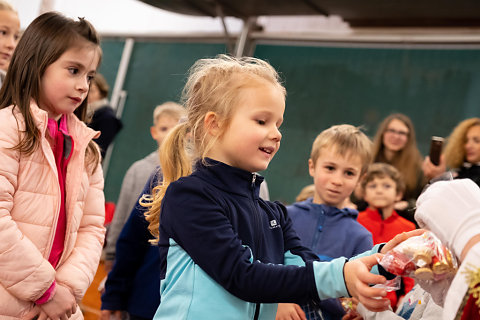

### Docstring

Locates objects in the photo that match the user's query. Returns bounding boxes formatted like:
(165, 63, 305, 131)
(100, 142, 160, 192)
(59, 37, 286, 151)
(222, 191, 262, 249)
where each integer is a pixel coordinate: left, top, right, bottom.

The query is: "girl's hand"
(275, 303, 306, 320)
(341, 297, 363, 320)
(39, 284, 76, 319)
(344, 254, 389, 312)
(380, 229, 425, 254)
(100, 310, 123, 320)
(342, 310, 363, 320)
(21, 306, 48, 320)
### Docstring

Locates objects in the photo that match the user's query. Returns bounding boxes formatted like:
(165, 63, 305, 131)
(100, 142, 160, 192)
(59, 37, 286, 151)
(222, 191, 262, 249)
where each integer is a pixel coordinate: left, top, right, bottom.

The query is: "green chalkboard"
(98, 39, 125, 97)
(101, 39, 480, 205)
(254, 44, 480, 203)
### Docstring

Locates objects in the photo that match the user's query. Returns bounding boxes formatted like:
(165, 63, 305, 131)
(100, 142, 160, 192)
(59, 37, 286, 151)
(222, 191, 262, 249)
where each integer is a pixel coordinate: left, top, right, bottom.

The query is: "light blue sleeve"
(283, 250, 306, 267)
(312, 257, 349, 300)
(349, 243, 383, 275)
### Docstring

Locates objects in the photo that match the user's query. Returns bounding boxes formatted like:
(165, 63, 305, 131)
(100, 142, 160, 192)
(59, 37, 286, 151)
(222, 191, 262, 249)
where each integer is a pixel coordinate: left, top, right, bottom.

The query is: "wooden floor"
(80, 261, 107, 320)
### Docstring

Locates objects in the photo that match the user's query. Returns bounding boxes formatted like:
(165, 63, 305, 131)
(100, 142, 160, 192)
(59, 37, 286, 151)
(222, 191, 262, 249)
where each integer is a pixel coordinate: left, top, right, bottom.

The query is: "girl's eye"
(0, 30, 6, 36)
(257, 119, 266, 125)
(383, 184, 392, 189)
(87, 75, 95, 82)
(68, 67, 79, 75)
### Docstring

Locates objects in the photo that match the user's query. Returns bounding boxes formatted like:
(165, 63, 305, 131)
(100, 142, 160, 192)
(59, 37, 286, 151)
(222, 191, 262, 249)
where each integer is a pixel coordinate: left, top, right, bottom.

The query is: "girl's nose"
(78, 77, 89, 92)
(465, 142, 472, 151)
(271, 126, 282, 142)
(5, 35, 16, 50)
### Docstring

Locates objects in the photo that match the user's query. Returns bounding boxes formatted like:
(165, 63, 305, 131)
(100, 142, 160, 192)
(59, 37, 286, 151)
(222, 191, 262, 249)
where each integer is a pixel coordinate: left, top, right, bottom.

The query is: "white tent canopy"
(11, 0, 245, 35)
(10, 0, 353, 37)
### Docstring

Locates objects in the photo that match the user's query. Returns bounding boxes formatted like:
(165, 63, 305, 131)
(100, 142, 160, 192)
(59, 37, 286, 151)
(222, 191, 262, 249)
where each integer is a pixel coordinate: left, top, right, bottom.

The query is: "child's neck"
(312, 196, 344, 209)
(373, 205, 395, 220)
(383, 149, 396, 162)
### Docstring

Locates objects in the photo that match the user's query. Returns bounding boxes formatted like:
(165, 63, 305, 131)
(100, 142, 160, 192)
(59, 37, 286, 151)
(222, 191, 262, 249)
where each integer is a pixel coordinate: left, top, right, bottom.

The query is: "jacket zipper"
(251, 173, 261, 320)
(250, 173, 261, 255)
(42, 138, 61, 260)
(311, 208, 324, 253)
(253, 303, 260, 320)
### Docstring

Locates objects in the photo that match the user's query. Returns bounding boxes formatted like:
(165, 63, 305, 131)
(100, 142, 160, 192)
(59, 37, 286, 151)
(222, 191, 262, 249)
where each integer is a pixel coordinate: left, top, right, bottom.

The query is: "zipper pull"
(251, 173, 257, 187)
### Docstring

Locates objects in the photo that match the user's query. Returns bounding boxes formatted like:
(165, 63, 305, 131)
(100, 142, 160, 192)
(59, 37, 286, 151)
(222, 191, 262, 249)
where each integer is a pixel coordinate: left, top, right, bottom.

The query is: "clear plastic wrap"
(379, 231, 458, 282)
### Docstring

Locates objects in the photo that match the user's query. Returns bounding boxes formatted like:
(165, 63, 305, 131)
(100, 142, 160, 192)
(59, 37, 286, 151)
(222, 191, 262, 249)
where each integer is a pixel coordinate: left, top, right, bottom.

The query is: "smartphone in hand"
(429, 136, 444, 166)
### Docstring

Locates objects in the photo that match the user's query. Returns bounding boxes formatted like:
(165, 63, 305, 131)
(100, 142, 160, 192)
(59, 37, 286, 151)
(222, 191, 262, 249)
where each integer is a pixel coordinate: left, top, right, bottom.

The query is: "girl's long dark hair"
(0, 11, 102, 169)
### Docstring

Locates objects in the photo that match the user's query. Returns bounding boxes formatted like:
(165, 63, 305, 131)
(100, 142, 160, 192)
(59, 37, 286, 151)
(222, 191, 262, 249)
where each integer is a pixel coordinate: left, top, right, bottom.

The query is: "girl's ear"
(204, 111, 221, 137)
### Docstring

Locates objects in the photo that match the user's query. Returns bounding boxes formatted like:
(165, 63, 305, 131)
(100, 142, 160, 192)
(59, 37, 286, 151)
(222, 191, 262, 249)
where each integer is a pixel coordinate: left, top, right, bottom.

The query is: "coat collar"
(192, 158, 264, 198)
(364, 207, 399, 222)
(292, 198, 359, 218)
(19, 102, 100, 148)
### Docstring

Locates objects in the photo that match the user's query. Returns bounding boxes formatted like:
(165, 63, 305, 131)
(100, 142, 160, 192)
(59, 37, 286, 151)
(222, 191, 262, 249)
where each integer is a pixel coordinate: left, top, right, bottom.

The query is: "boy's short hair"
(153, 101, 185, 125)
(310, 124, 372, 174)
(361, 162, 406, 195)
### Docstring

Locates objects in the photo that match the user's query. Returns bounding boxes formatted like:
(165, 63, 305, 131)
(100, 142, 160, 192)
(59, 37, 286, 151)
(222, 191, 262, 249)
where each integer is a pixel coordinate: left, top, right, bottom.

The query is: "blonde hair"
(152, 101, 185, 125)
(0, 1, 15, 12)
(310, 124, 373, 175)
(372, 113, 423, 193)
(144, 55, 285, 242)
(295, 184, 315, 202)
(361, 162, 405, 195)
(444, 118, 480, 169)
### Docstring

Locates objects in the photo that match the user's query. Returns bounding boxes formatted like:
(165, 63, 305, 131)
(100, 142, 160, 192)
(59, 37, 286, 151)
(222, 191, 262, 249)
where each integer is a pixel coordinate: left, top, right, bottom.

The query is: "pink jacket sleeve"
(0, 115, 56, 302)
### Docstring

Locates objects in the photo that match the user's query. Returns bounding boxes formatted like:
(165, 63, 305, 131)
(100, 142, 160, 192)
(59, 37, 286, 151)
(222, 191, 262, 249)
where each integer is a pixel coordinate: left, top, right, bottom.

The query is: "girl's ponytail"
(143, 122, 192, 242)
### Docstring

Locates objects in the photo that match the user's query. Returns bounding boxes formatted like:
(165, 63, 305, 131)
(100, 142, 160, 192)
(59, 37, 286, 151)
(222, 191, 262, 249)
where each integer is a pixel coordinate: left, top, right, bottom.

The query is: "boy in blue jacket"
(279, 124, 374, 320)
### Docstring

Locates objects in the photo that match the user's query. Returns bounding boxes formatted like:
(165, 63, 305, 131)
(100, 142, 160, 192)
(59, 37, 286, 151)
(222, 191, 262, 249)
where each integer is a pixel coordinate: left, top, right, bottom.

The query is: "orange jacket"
(0, 103, 105, 319)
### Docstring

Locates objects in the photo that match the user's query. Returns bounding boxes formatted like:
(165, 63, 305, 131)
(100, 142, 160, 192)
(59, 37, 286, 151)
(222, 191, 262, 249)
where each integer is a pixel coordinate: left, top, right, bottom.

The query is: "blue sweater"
(287, 199, 373, 261)
(155, 159, 380, 320)
(101, 170, 161, 319)
(287, 199, 374, 320)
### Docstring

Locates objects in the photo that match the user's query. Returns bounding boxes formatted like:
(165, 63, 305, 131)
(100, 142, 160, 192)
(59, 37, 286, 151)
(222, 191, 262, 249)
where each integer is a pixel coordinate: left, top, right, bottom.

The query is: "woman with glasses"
(369, 113, 425, 224)
(423, 118, 480, 188)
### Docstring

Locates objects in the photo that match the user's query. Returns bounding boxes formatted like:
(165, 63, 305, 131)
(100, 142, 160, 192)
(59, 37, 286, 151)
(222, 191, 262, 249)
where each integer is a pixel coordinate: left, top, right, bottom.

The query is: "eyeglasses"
(385, 128, 409, 137)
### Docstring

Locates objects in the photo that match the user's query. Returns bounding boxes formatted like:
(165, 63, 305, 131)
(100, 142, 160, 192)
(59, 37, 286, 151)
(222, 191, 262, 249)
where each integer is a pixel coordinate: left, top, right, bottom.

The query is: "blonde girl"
(0, 0, 20, 83)
(0, 12, 105, 320)
(143, 54, 418, 319)
(423, 118, 480, 187)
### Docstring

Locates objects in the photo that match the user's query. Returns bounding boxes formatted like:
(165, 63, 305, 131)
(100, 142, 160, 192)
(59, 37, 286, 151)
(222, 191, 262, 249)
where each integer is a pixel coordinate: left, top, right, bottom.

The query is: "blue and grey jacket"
(154, 159, 382, 320)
